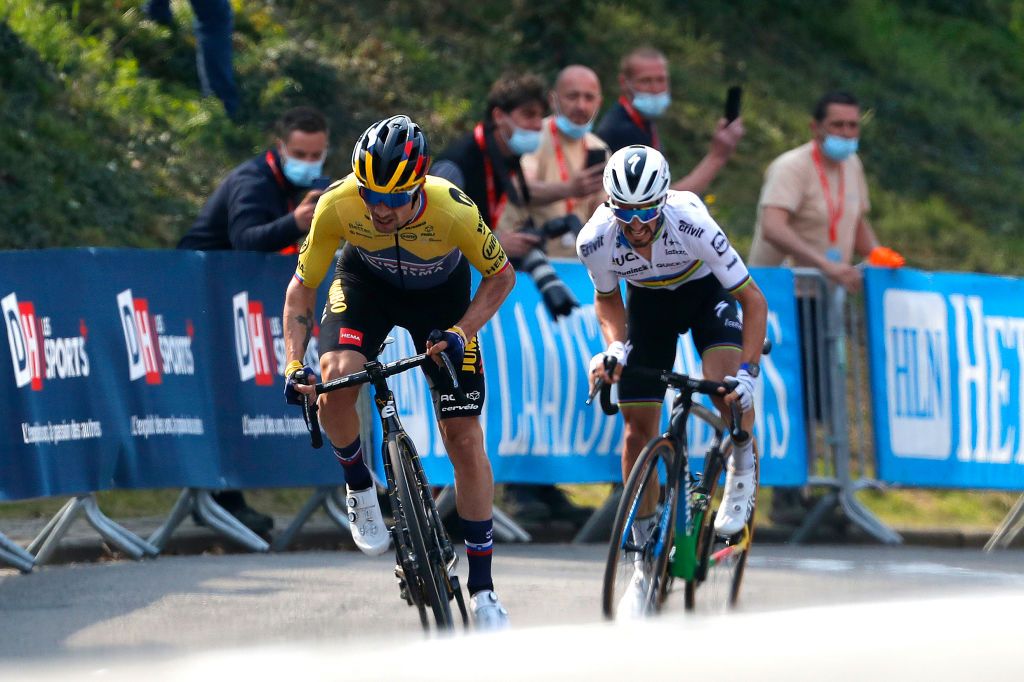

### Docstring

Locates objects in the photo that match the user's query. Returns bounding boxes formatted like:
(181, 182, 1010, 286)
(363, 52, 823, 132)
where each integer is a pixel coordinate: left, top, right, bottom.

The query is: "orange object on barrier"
(867, 246, 905, 268)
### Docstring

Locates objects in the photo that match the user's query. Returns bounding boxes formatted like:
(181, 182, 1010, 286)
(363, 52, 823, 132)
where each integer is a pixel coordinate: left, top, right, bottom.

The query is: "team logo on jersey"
(580, 236, 604, 258)
(232, 291, 284, 386)
(339, 327, 364, 347)
(117, 290, 195, 385)
(482, 233, 502, 261)
(678, 221, 705, 239)
(3, 292, 90, 391)
(449, 187, 475, 208)
(711, 231, 730, 255)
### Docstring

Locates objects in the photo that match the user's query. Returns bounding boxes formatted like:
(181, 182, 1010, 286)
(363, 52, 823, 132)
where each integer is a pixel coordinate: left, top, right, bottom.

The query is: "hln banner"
(865, 267, 1024, 489)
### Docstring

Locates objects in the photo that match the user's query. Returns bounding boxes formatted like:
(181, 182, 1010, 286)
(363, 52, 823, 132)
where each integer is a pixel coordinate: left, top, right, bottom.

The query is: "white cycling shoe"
(470, 590, 510, 631)
(616, 570, 649, 621)
(714, 468, 756, 536)
(346, 486, 390, 556)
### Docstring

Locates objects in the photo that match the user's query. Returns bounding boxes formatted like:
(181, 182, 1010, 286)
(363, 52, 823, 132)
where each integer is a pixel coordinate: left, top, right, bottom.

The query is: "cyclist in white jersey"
(577, 145, 768, 614)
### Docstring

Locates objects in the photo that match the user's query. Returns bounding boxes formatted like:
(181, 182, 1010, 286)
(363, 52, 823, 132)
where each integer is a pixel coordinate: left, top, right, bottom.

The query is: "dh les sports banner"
(865, 267, 1024, 489)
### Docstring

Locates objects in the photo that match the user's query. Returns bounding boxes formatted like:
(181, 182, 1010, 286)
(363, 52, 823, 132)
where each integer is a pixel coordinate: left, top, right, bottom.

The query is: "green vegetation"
(2, 0, 1022, 266)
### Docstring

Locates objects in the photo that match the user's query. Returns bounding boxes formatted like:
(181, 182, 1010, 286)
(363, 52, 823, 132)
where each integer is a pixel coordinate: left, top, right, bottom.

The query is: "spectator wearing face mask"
(596, 46, 744, 195)
(177, 106, 330, 534)
(178, 106, 330, 253)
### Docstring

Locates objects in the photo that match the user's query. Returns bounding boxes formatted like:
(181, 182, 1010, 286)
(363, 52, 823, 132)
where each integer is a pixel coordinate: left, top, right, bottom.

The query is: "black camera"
(515, 214, 584, 320)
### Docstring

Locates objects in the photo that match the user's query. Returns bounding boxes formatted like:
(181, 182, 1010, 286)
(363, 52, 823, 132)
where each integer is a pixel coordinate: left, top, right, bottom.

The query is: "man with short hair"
(748, 90, 903, 525)
(178, 106, 330, 533)
(179, 106, 329, 252)
(596, 46, 744, 194)
(284, 115, 515, 629)
(749, 90, 902, 289)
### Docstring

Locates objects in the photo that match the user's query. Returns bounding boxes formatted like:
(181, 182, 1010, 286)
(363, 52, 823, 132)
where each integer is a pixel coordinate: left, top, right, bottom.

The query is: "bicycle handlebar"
(302, 351, 465, 448)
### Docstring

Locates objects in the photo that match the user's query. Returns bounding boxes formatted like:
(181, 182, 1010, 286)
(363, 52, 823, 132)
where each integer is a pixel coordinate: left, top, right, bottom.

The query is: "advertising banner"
(865, 267, 1024, 489)
(1, 249, 807, 500)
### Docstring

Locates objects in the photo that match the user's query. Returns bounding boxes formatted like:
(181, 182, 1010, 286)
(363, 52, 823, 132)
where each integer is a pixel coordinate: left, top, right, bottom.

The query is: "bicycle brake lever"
(304, 395, 323, 449)
(439, 352, 468, 403)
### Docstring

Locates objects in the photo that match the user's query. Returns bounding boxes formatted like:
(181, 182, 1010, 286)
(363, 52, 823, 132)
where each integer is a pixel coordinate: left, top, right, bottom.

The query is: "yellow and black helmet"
(351, 115, 431, 193)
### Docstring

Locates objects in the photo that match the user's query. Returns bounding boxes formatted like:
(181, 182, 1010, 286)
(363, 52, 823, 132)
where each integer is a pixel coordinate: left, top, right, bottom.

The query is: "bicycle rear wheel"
(602, 437, 676, 620)
(688, 444, 757, 613)
(389, 435, 454, 630)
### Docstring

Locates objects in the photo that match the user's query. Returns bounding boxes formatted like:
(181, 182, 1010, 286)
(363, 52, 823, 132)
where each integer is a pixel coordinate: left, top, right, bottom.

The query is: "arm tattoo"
(294, 307, 314, 349)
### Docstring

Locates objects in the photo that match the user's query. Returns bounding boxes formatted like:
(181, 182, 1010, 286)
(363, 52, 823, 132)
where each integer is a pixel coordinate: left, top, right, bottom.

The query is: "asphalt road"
(2, 543, 1024, 670)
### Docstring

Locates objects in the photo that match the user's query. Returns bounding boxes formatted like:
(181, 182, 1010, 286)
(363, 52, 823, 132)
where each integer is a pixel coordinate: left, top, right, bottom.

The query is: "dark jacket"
(177, 149, 304, 251)
(434, 126, 528, 228)
(595, 100, 657, 153)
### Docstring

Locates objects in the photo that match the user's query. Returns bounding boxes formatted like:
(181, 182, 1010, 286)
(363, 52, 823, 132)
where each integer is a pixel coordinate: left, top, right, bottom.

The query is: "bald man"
(517, 64, 610, 258)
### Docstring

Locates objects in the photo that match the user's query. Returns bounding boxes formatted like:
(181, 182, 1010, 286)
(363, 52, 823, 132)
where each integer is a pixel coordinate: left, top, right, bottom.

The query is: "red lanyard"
(549, 117, 587, 214)
(619, 96, 660, 150)
(265, 150, 299, 255)
(474, 123, 507, 228)
(811, 142, 844, 244)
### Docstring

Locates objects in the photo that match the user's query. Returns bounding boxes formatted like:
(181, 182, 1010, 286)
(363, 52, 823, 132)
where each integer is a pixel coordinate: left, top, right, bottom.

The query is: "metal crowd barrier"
(789, 269, 900, 544)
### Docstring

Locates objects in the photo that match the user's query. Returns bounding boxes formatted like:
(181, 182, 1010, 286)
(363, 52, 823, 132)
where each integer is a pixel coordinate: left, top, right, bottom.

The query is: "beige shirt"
(515, 116, 609, 258)
(749, 141, 870, 267)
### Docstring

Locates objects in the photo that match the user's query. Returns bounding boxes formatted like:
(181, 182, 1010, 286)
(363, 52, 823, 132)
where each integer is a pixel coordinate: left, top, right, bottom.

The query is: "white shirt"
(576, 190, 752, 295)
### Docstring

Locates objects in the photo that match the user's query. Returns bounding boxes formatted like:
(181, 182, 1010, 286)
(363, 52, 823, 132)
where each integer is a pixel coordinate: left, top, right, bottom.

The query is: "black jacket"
(435, 126, 528, 227)
(177, 149, 305, 251)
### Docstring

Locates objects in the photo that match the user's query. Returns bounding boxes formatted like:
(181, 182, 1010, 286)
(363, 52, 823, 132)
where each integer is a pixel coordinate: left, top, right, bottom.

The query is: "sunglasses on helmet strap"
(358, 185, 418, 208)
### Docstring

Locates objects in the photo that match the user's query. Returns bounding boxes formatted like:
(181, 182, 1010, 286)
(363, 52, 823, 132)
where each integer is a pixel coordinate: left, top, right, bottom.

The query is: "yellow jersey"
(295, 175, 510, 290)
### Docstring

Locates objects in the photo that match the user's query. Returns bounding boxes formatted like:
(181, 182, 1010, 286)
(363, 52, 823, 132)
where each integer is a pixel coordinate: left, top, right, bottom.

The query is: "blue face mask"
(280, 148, 325, 187)
(821, 135, 859, 162)
(507, 126, 541, 155)
(554, 114, 594, 140)
(632, 91, 671, 118)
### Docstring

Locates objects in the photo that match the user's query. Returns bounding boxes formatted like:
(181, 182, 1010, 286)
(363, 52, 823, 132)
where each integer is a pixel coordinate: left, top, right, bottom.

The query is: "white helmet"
(603, 145, 671, 206)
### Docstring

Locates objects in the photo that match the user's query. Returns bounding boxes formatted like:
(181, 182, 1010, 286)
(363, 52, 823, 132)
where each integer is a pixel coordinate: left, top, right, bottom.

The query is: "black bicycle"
(590, 344, 769, 619)
(301, 338, 469, 631)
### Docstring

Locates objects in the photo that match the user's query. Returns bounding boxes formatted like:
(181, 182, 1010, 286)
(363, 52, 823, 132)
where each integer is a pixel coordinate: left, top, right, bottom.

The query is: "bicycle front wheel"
(389, 435, 454, 630)
(689, 444, 757, 613)
(602, 437, 676, 620)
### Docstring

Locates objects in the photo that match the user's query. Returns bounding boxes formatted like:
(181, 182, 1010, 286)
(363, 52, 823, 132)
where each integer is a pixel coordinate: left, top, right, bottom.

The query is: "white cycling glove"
(724, 368, 756, 411)
(589, 340, 632, 374)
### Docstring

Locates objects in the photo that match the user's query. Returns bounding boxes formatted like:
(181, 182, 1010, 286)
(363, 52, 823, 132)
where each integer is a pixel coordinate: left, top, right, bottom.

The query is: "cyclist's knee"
(439, 418, 483, 457)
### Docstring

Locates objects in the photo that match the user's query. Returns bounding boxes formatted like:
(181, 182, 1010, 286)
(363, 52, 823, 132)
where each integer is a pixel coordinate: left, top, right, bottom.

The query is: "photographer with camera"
(432, 73, 597, 526)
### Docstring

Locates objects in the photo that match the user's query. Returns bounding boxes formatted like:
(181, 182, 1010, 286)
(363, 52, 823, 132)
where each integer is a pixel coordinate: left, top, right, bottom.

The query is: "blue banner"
(865, 267, 1024, 489)
(1, 249, 807, 501)
(378, 262, 808, 486)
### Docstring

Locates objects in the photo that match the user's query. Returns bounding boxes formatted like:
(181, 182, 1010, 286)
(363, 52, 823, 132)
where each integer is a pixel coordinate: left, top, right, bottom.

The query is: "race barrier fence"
(2, 248, 1021, 569)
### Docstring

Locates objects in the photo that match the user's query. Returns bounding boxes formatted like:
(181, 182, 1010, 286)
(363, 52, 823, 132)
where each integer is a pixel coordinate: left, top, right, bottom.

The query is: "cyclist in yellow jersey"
(283, 115, 515, 630)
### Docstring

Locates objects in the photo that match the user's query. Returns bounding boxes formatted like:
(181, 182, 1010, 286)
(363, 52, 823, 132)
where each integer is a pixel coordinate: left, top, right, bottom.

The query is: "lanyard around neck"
(549, 117, 588, 214)
(474, 123, 508, 229)
(811, 142, 845, 244)
(619, 96, 660, 150)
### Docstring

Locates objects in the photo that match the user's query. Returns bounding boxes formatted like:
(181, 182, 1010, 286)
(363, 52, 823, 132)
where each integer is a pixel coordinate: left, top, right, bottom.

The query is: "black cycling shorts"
(618, 275, 743, 406)
(319, 244, 485, 419)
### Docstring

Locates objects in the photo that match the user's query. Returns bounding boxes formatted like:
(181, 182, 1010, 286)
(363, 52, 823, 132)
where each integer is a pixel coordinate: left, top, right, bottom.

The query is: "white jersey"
(576, 190, 752, 295)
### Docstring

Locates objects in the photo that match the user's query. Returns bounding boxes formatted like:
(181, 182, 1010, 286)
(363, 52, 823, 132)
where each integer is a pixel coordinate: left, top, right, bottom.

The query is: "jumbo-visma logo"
(117, 289, 195, 384)
(3, 292, 90, 390)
